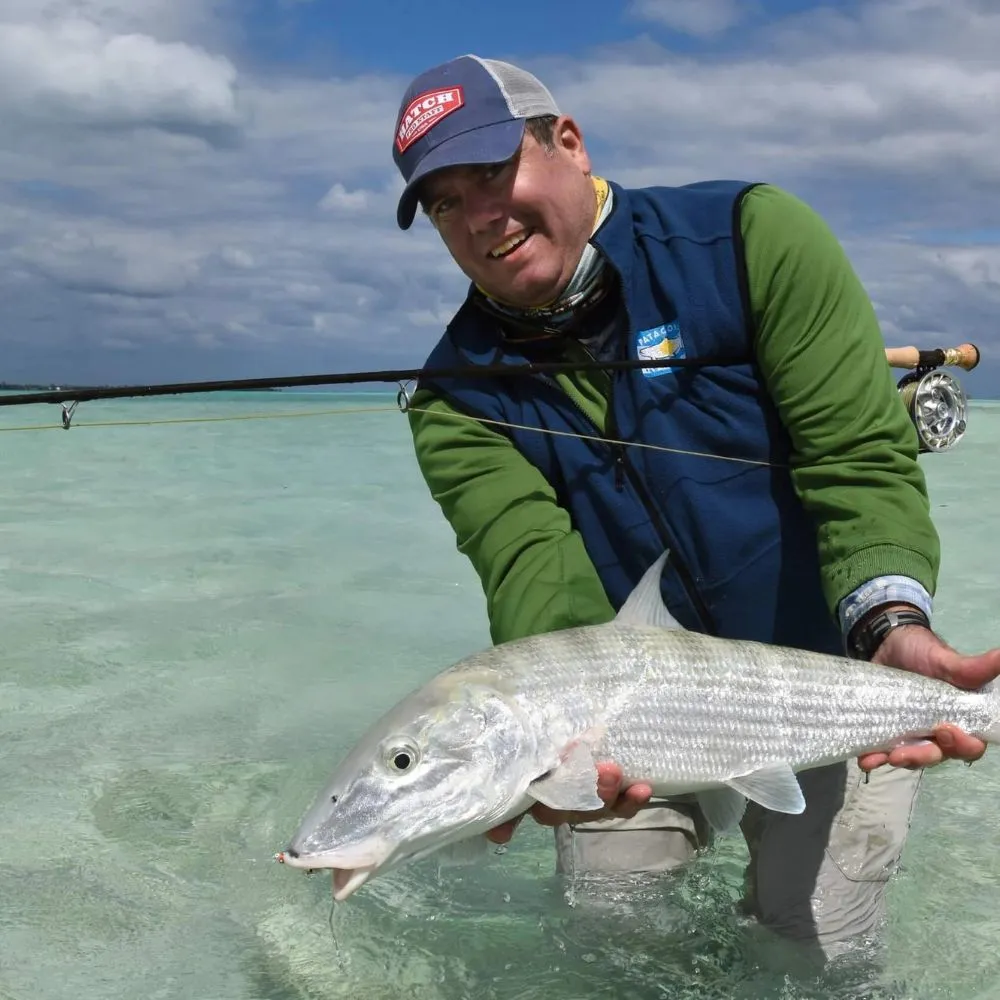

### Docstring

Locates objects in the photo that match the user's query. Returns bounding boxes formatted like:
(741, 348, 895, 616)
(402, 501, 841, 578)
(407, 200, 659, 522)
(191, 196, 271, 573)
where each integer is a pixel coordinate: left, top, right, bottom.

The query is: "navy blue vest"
(420, 180, 842, 655)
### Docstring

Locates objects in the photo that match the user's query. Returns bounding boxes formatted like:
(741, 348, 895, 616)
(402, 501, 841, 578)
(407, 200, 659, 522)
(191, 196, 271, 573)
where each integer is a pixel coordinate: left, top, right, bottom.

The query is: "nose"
(463, 186, 505, 235)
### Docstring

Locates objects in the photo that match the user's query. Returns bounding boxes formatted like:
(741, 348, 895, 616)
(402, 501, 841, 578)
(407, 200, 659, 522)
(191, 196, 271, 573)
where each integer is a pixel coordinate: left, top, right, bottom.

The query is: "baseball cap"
(392, 54, 560, 230)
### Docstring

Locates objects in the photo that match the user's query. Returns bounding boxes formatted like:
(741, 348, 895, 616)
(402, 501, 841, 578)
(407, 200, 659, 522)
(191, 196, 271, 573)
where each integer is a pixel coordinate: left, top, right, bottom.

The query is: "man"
(390, 54, 1000, 955)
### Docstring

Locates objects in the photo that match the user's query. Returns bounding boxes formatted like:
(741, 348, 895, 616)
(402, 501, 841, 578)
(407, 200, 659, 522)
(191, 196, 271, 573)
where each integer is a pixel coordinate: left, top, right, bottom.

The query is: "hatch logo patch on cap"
(396, 87, 465, 153)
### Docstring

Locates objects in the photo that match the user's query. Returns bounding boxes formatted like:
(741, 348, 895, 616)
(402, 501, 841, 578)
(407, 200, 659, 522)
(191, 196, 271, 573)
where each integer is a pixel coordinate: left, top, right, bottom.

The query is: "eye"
(431, 196, 456, 220)
(384, 742, 419, 774)
(482, 161, 507, 182)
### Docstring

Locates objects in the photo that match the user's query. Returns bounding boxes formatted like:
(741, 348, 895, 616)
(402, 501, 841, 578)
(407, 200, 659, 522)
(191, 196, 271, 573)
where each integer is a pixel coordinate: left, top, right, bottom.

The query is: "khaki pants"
(553, 761, 922, 957)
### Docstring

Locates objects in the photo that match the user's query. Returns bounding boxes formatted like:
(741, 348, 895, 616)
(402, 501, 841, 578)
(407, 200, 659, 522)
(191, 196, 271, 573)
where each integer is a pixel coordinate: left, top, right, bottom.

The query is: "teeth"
(490, 231, 529, 258)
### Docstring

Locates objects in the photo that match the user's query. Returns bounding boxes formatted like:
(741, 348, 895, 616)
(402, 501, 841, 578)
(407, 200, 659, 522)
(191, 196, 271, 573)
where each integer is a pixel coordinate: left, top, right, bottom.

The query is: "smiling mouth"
(489, 229, 533, 259)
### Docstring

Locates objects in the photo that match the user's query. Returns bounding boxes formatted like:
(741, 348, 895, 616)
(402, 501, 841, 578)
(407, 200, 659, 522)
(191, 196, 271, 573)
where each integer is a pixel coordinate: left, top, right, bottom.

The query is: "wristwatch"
(847, 606, 932, 661)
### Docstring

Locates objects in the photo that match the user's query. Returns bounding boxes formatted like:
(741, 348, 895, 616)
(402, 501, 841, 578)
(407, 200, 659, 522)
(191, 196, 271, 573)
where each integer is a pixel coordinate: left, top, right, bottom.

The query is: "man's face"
(418, 117, 597, 309)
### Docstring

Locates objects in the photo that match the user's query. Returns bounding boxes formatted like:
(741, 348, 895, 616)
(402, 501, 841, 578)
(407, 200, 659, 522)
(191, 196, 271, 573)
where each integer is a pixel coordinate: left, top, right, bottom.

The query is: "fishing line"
(0, 404, 399, 433)
(327, 896, 344, 965)
(0, 394, 781, 467)
(0, 353, 784, 465)
(404, 403, 785, 468)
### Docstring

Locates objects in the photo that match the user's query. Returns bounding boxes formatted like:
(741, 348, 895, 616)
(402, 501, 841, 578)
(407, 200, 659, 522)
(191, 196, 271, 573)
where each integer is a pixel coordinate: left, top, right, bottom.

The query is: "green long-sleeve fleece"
(407, 184, 940, 645)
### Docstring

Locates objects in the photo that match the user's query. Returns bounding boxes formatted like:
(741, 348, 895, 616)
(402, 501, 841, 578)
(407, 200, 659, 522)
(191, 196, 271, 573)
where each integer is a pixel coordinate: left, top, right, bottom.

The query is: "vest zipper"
(542, 343, 717, 635)
(602, 387, 627, 493)
(604, 368, 717, 635)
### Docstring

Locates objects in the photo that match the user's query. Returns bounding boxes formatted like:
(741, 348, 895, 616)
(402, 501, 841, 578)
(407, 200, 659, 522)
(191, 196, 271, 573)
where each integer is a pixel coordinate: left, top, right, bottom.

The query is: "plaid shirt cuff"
(837, 576, 933, 639)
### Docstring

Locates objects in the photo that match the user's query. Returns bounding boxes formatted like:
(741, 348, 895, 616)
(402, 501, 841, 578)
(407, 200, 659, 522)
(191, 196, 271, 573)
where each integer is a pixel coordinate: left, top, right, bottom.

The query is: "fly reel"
(897, 369, 969, 453)
(887, 342, 979, 453)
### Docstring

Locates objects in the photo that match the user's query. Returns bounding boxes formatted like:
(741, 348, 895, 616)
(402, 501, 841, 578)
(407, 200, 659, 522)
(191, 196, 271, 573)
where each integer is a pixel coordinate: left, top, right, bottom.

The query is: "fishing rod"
(0, 342, 980, 408)
(0, 341, 980, 451)
(884, 343, 980, 373)
(0, 355, 748, 407)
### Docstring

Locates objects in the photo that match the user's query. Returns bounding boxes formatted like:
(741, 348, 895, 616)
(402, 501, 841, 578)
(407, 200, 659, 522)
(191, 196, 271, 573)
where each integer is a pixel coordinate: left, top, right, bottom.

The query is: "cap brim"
(396, 119, 526, 230)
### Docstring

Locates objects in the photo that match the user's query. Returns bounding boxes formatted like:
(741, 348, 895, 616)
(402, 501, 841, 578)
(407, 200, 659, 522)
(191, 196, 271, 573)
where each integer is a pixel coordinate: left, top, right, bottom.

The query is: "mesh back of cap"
(475, 57, 561, 119)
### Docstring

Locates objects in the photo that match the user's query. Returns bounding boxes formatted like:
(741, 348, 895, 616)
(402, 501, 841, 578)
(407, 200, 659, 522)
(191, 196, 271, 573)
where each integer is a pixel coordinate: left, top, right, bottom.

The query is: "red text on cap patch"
(396, 87, 465, 153)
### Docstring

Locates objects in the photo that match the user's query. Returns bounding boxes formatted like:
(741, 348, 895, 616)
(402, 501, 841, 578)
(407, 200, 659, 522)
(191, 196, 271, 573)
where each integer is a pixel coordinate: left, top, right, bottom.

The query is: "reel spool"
(887, 341, 978, 454)
(897, 369, 969, 453)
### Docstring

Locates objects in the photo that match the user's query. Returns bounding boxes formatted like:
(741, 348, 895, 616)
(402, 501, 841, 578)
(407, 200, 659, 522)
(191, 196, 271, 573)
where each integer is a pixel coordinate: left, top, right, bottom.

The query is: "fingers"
(857, 751, 889, 773)
(884, 726, 986, 767)
(933, 724, 988, 763)
(487, 762, 655, 841)
(946, 650, 1000, 691)
(528, 801, 584, 827)
(485, 814, 524, 845)
(858, 724, 988, 774)
(613, 782, 653, 819)
(886, 743, 945, 769)
(595, 762, 623, 804)
(527, 770, 654, 828)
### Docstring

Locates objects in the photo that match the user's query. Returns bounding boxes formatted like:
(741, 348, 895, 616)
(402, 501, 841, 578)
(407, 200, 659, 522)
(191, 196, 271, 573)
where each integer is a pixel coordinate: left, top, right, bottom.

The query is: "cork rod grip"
(884, 343, 980, 371)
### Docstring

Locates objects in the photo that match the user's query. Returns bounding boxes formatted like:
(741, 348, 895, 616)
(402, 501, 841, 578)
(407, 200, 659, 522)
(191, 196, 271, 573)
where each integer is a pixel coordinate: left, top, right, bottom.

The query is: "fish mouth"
(332, 866, 375, 901)
(276, 841, 391, 901)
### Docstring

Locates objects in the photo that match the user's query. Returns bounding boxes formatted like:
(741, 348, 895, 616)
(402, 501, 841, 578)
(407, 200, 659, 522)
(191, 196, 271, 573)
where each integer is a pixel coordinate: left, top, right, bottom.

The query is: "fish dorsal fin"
(695, 787, 747, 833)
(526, 740, 604, 812)
(726, 762, 805, 815)
(615, 550, 685, 630)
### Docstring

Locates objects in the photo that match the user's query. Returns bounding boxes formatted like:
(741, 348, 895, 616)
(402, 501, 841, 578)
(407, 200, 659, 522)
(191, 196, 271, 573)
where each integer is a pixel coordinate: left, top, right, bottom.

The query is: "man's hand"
(485, 762, 653, 845)
(857, 620, 1000, 772)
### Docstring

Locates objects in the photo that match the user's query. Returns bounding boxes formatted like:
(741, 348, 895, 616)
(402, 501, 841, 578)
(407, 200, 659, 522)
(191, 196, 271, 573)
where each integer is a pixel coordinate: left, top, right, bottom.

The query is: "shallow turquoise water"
(1, 393, 998, 1000)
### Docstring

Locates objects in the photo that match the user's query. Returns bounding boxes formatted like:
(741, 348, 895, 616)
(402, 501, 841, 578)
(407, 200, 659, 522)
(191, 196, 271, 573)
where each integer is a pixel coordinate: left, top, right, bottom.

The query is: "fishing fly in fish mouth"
(278, 50, 1000, 958)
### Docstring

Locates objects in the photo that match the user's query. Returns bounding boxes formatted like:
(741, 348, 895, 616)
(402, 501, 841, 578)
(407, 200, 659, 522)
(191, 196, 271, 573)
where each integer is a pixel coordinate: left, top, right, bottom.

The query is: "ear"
(554, 116, 591, 173)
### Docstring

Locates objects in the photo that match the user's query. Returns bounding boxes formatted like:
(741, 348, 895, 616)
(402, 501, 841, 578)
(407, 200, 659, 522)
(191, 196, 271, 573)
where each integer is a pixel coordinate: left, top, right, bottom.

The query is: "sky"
(1, 0, 998, 398)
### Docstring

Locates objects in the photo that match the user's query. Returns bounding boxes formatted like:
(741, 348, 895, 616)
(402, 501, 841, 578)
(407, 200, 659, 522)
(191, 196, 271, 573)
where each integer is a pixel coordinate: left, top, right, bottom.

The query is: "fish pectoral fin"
(434, 835, 492, 868)
(695, 787, 747, 833)
(726, 762, 805, 815)
(526, 741, 604, 812)
(615, 550, 685, 630)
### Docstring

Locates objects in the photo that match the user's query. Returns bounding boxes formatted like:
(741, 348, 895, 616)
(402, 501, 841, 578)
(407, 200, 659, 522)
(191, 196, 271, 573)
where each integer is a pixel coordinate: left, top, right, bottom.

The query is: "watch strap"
(848, 608, 931, 661)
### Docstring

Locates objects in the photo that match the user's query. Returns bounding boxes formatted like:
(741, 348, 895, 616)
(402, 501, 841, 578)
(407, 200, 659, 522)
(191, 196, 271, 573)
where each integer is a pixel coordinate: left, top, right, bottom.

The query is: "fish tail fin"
(981, 678, 1000, 744)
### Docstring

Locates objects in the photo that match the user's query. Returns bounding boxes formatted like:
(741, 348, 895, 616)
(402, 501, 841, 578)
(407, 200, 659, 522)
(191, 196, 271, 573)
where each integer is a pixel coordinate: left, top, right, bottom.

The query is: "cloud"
(1, 0, 235, 44)
(850, 239, 1000, 333)
(319, 183, 370, 213)
(627, 0, 748, 37)
(546, 28, 1000, 197)
(0, 18, 241, 137)
(0, 0, 997, 397)
(13, 226, 203, 298)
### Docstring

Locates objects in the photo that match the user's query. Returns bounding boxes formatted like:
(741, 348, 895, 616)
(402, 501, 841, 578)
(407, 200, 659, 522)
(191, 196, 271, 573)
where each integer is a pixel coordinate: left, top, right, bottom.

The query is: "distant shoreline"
(0, 383, 88, 391)
(0, 384, 280, 392)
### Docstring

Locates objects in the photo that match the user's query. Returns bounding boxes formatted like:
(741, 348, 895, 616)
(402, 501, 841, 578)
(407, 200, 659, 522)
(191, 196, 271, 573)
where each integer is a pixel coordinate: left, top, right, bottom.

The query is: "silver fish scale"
(450, 624, 994, 785)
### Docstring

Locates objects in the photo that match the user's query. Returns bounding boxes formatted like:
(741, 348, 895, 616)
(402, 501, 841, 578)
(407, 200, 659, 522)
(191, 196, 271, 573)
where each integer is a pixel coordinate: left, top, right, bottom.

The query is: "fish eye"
(383, 742, 419, 774)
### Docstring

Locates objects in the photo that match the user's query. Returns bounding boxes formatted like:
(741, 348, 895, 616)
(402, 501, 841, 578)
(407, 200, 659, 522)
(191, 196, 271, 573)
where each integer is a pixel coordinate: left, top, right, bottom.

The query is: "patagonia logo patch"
(635, 322, 685, 378)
